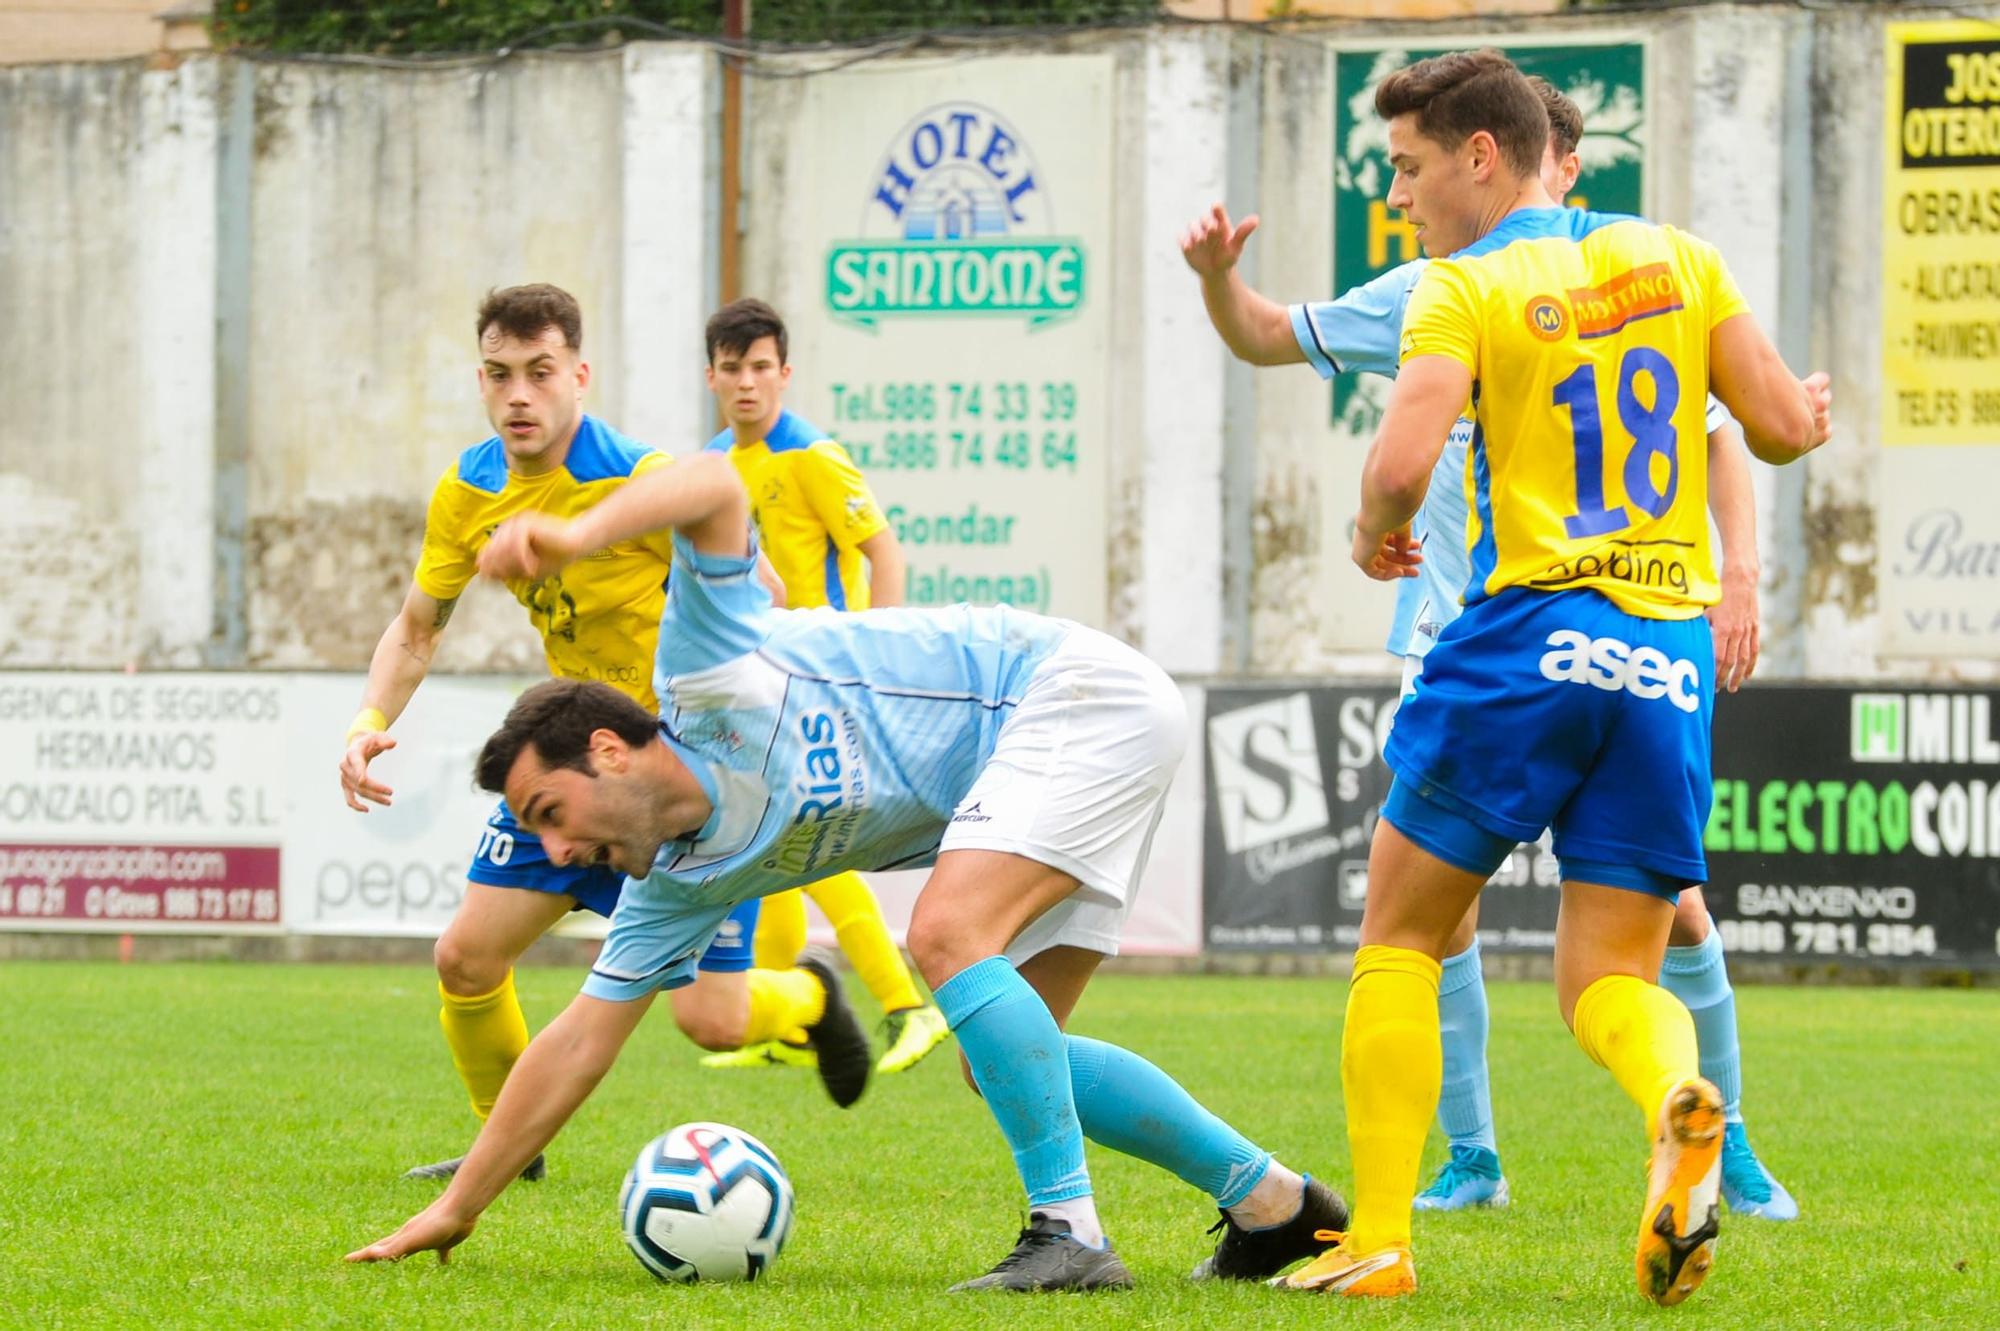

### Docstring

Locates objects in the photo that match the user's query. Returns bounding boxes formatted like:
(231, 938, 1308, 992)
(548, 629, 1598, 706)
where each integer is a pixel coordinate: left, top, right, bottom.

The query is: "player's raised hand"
(1802, 371, 1833, 448)
(479, 513, 582, 581)
(1707, 568, 1761, 693)
(1179, 203, 1259, 278)
(345, 1200, 477, 1265)
(1352, 524, 1422, 582)
(339, 732, 397, 812)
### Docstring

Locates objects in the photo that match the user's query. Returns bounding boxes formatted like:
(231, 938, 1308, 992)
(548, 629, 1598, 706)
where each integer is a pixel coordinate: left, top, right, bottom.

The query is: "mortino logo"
(1207, 694, 1331, 855)
(1850, 692, 2000, 764)
(826, 102, 1084, 328)
(1524, 294, 1568, 341)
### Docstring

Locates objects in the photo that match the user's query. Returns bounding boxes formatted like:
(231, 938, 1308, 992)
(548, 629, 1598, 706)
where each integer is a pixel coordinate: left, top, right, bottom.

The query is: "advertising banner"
(279, 675, 528, 938)
(1202, 685, 1389, 951)
(0, 675, 285, 931)
(1704, 685, 2000, 970)
(1203, 681, 2000, 970)
(1202, 682, 1563, 954)
(1, 671, 1203, 953)
(798, 57, 1113, 624)
(1878, 21, 2000, 656)
(0, 672, 532, 936)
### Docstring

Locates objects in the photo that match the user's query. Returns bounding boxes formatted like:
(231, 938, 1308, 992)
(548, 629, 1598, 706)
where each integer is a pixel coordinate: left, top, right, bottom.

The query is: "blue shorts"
(467, 801, 759, 971)
(1382, 587, 1713, 897)
(699, 898, 760, 973)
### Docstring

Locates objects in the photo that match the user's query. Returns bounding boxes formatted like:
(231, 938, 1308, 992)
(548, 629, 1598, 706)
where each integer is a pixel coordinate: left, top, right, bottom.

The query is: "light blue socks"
(934, 956, 1090, 1207)
(1436, 939, 1498, 1152)
(1066, 1034, 1271, 1208)
(935, 957, 1280, 1217)
(1660, 921, 1744, 1123)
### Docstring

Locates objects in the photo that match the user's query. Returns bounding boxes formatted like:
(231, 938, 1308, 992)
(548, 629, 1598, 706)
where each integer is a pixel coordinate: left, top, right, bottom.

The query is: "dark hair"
(1526, 75, 1584, 161)
(477, 283, 583, 352)
(475, 679, 657, 794)
(705, 297, 788, 366)
(1374, 49, 1550, 181)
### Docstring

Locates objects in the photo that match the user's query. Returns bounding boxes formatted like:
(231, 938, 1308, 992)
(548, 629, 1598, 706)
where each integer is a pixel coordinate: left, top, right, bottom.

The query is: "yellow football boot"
(1636, 1077, 1724, 1306)
(1272, 1231, 1416, 1297)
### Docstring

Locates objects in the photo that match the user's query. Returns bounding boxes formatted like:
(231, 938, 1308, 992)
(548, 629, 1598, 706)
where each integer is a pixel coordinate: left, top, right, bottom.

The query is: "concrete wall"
(2, 4, 1993, 681)
(0, 46, 715, 672)
(0, 58, 214, 668)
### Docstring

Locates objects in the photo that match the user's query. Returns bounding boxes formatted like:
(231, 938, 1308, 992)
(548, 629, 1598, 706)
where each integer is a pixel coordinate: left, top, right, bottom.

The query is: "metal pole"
(720, 0, 748, 305)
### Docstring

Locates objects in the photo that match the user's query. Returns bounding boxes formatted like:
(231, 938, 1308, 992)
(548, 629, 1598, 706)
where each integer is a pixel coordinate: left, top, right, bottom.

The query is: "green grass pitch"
(1, 963, 1993, 1328)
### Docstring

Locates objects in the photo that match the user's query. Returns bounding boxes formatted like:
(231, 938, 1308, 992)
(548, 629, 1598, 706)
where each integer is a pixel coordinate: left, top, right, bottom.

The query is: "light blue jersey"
(1291, 264, 1732, 661)
(1293, 262, 1464, 659)
(583, 531, 1073, 1002)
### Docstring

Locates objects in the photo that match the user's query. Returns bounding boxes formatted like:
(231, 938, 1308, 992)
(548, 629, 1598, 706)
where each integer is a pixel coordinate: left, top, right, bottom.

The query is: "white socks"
(1224, 1160, 1308, 1231)
(1034, 1196, 1106, 1248)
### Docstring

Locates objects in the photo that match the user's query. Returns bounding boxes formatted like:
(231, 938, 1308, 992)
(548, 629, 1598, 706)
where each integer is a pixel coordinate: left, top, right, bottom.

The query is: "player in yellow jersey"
(1185, 80, 1797, 1224)
(691, 297, 951, 1076)
(1273, 53, 1830, 1304)
(338, 286, 875, 1181)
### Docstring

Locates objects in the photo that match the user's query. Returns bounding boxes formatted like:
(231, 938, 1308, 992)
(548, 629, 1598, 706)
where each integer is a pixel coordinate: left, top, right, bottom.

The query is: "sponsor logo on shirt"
(1524, 294, 1568, 341)
(760, 710, 868, 877)
(1568, 262, 1683, 340)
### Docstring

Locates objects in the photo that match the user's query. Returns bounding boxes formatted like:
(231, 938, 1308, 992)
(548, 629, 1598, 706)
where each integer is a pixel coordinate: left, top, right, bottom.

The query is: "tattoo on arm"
(432, 597, 458, 631)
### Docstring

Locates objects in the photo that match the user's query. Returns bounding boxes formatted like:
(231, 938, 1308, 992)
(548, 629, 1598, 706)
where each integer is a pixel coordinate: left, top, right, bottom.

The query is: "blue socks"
(1660, 922, 1743, 1123)
(934, 956, 1278, 1214)
(934, 956, 1090, 1207)
(1436, 940, 1498, 1153)
(1066, 1034, 1271, 1208)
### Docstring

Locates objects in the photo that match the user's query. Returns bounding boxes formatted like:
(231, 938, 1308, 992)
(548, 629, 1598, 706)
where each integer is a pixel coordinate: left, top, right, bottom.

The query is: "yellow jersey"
(413, 414, 674, 709)
(707, 410, 888, 610)
(1399, 208, 1751, 620)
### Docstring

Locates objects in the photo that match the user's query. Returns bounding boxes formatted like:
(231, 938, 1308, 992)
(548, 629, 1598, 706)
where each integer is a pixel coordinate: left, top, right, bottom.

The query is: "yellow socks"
(742, 966, 827, 1046)
(807, 871, 923, 1014)
(438, 970, 530, 1120)
(1343, 945, 1443, 1254)
(1571, 973, 1700, 1126)
(754, 889, 809, 970)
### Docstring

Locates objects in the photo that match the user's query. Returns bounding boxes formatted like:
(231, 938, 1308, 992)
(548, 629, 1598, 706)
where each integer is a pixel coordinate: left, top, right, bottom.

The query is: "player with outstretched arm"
(346, 450, 1347, 1292)
(1180, 75, 1796, 1224)
(693, 296, 950, 1078)
(1257, 51, 1828, 1302)
(338, 285, 871, 1184)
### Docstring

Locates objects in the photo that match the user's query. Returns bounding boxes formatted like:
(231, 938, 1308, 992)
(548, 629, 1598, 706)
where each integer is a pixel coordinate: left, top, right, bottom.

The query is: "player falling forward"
(694, 297, 950, 1077)
(1270, 51, 1828, 1302)
(346, 452, 1347, 1291)
(1180, 79, 1795, 1221)
(338, 286, 873, 1183)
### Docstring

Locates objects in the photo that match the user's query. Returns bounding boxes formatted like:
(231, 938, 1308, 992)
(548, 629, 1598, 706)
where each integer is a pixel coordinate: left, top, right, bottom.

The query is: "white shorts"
(937, 625, 1188, 963)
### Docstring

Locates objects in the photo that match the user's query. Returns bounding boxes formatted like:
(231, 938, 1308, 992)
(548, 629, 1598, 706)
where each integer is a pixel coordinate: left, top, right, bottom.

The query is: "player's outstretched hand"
(1708, 568, 1761, 693)
(1803, 371, 1833, 449)
(1352, 524, 1422, 582)
(479, 513, 582, 582)
(1179, 202, 1259, 278)
(345, 1200, 477, 1265)
(339, 732, 397, 812)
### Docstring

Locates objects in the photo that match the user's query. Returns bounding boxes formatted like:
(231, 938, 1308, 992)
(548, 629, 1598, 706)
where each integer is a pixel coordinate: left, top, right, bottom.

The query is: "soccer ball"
(618, 1122, 794, 1283)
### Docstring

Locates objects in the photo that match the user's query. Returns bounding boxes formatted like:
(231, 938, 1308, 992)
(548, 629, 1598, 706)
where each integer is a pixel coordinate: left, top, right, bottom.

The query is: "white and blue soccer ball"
(618, 1122, 794, 1283)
